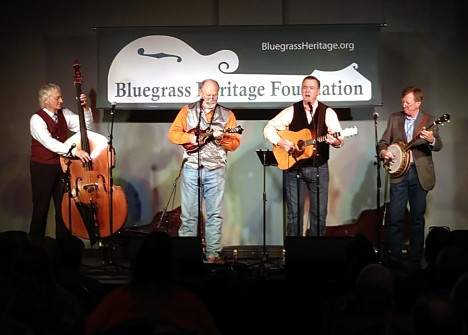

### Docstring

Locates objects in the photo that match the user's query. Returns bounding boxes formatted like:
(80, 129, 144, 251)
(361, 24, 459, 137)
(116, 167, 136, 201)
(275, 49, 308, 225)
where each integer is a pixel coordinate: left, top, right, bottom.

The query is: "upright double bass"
(60, 60, 128, 245)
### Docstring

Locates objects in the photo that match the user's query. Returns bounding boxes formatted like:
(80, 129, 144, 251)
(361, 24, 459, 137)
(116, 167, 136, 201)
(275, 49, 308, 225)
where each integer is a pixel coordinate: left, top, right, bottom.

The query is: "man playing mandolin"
(378, 86, 443, 271)
(263, 75, 344, 237)
(168, 79, 241, 263)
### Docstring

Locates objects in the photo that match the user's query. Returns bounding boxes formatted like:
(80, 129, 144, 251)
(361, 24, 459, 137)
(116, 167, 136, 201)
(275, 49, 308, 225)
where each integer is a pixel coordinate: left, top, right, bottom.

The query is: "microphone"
(111, 102, 116, 114)
(67, 143, 76, 157)
(373, 112, 379, 120)
(307, 100, 315, 118)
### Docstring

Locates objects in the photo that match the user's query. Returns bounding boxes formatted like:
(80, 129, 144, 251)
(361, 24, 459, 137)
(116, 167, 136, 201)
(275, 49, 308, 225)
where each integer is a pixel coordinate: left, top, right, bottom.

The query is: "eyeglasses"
(402, 101, 418, 107)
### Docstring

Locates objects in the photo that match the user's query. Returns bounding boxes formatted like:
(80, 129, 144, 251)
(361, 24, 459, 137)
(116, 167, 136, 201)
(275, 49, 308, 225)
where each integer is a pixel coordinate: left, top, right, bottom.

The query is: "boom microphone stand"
(373, 111, 383, 257)
(157, 158, 187, 233)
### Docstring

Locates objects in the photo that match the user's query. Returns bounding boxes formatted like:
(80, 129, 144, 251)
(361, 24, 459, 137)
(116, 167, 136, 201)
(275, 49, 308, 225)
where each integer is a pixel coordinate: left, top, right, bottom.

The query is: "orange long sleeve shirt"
(168, 105, 241, 152)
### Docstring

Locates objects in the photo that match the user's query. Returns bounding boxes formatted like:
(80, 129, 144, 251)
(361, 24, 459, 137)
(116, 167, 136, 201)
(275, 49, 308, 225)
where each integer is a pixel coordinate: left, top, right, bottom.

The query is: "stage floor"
(82, 243, 287, 285)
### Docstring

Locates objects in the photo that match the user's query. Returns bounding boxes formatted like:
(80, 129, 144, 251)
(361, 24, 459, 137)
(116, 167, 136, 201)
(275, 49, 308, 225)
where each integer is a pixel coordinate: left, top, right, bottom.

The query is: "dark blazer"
(377, 110, 443, 191)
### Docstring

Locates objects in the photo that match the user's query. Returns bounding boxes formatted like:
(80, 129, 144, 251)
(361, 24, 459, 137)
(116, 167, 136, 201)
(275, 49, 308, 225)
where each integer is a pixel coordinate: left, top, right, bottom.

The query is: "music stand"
(256, 149, 278, 261)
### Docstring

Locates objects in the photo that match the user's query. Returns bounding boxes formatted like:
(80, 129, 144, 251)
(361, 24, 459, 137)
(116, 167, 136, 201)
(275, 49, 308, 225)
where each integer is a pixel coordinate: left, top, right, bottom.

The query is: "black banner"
(97, 24, 381, 111)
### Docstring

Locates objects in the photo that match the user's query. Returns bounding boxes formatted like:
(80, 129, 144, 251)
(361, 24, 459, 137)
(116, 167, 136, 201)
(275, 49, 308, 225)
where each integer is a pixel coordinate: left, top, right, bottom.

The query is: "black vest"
(289, 101, 329, 167)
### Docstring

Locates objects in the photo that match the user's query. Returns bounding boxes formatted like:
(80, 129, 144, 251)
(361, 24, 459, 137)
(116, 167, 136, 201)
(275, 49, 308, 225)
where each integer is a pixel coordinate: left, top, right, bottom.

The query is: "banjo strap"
(413, 114, 430, 139)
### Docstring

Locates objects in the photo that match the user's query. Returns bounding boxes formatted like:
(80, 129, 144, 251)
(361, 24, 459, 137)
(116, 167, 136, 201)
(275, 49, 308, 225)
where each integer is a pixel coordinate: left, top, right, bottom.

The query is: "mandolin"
(182, 125, 244, 153)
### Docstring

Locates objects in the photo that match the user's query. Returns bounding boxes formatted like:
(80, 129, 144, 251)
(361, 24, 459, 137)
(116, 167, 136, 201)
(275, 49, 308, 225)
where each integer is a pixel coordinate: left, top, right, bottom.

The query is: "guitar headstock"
(73, 60, 83, 86)
(341, 126, 359, 137)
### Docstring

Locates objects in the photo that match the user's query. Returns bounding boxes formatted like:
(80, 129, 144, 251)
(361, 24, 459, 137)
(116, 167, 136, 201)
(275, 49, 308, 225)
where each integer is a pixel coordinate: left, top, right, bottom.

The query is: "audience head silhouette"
(412, 290, 465, 335)
(451, 271, 468, 330)
(355, 263, 394, 310)
(425, 226, 452, 268)
(345, 233, 379, 281)
(435, 245, 468, 289)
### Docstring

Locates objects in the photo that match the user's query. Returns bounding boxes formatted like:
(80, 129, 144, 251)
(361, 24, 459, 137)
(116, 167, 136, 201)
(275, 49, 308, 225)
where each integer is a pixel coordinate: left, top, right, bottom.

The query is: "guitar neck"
(303, 133, 337, 146)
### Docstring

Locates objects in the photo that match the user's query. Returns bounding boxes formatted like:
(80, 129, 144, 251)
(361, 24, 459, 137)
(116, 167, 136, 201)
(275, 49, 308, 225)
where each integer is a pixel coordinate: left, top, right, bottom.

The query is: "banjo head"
(385, 142, 410, 177)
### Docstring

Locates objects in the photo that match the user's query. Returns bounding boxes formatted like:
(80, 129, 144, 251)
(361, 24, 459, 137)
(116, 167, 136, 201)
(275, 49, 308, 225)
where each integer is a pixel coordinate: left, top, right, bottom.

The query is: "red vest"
(31, 109, 68, 164)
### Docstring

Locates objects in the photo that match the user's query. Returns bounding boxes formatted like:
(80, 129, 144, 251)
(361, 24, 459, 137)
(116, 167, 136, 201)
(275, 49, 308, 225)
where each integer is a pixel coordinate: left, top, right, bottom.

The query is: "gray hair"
(38, 83, 61, 108)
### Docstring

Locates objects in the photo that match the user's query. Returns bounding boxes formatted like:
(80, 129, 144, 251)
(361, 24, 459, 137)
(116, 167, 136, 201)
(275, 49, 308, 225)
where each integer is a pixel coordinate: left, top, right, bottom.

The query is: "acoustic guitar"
(273, 126, 358, 170)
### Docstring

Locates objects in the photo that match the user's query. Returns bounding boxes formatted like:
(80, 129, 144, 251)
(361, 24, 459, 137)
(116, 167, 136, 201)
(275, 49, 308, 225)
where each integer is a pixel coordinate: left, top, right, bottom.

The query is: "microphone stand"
(62, 144, 76, 234)
(295, 167, 302, 236)
(63, 158, 73, 233)
(373, 112, 383, 258)
(309, 102, 320, 237)
(196, 100, 204, 253)
(102, 103, 121, 266)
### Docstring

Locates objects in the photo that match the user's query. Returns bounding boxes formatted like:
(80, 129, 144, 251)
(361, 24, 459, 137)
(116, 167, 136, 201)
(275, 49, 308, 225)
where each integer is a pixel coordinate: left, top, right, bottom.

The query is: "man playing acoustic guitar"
(263, 75, 344, 237)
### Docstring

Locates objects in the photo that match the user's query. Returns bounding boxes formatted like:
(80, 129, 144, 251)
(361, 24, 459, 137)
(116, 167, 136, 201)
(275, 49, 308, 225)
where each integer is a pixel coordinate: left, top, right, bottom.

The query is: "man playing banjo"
(378, 86, 443, 271)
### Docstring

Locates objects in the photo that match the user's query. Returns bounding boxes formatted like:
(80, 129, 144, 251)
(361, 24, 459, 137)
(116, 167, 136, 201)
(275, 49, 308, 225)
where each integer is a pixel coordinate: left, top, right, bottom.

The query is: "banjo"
(384, 114, 450, 178)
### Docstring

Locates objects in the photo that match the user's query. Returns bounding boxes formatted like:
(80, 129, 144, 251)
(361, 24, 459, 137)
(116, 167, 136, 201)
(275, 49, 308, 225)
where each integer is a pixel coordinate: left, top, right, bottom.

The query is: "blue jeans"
(284, 163, 329, 236)
(179, 165, 226, 257)
(387, 166, 427, 262)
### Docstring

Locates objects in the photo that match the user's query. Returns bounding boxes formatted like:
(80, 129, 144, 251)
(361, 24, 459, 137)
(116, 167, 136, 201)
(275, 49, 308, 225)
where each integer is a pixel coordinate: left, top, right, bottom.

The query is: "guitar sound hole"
(297, 140, 304, 150)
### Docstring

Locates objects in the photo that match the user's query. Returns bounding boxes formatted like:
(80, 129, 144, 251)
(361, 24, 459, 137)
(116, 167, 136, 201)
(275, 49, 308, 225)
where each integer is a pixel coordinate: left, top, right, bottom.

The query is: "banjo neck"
(404, 113, 450, 151)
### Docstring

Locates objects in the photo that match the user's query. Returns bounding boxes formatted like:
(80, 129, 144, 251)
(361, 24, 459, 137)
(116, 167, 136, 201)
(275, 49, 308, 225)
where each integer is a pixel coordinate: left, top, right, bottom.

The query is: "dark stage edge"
(81, 244, 287, 284)
(81, 238, 358, 288)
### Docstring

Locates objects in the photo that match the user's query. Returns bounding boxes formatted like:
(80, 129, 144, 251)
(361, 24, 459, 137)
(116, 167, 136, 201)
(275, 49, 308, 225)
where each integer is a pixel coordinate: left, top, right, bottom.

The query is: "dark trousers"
(387, 165, 427, 262)
(284, 163, 329, 237)
(30, 160, 70, 239)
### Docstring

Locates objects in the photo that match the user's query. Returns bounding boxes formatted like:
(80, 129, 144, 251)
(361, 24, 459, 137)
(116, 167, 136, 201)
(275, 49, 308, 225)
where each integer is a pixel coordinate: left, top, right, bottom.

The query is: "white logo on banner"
(108, 35, 371, 105)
